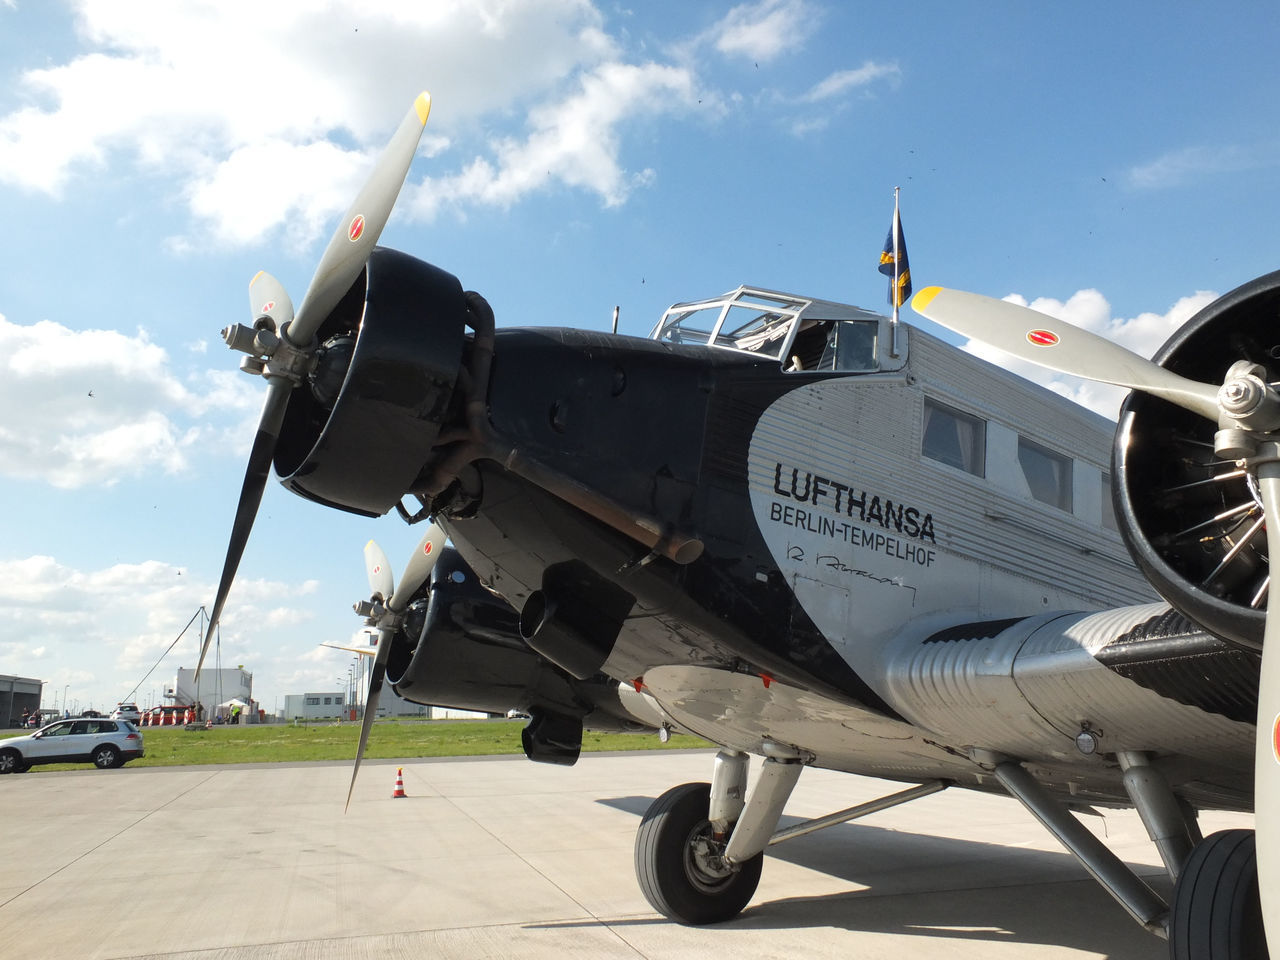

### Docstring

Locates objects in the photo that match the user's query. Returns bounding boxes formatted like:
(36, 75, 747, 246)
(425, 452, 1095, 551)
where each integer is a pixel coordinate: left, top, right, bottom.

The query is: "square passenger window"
(1101, 471, 1118, 531)
(923, 399, 986, 477)
(1018, 437, 1073, 511)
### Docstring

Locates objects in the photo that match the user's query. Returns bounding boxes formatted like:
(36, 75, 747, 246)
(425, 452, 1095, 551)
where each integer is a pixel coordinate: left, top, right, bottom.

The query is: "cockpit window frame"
(650, 285, 906, 373)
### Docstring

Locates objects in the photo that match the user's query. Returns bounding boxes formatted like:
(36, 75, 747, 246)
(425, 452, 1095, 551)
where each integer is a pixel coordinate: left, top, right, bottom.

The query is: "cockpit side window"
(811, 320, 880, 372)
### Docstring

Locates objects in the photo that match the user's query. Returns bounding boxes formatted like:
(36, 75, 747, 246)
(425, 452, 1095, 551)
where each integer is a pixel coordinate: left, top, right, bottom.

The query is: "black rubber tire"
(1169, 829, 1268, 960)
(634, 781, 763, 925)
(91, 744, 119, 770)
(0, 748, 21, 774)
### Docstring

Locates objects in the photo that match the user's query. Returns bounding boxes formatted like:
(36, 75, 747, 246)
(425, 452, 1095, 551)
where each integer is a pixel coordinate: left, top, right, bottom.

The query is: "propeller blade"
(346, 623, 393, 812)
(1253, 461, 1280, 951)
(345, 525, 446, 808)
(389, 524, 447, 611)
(288, 92, 432, 348)
(911, 286, 1222, 422)
(363, 540, 394, 601)
(248, 271, 294, 331)
(196, 378, 292, 680)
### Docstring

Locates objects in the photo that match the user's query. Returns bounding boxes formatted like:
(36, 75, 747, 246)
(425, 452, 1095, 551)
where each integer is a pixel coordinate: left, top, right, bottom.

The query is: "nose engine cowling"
(273, 247, 469, 517)
(1113, 269, 1280, 651)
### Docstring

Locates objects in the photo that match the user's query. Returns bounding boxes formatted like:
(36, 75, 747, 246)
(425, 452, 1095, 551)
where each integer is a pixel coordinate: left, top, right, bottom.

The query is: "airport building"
(171, 667, 253, 712)
(1, 674, 43, 728)
(284, 691, 350, 721)
(281, 686, 482, 721)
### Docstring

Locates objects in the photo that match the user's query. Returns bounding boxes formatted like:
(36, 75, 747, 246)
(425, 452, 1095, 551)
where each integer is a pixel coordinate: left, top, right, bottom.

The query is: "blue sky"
(1, 0, 1278, 715)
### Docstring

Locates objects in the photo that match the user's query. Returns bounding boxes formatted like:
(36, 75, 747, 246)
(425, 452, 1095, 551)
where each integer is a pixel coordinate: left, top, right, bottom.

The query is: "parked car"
(0, 718, 144, 773)
(110, 702, 141, 724)
(80, 709, 103, 718)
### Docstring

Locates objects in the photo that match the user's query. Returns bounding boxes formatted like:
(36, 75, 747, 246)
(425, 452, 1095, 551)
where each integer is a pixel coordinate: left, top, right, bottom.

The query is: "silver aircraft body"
(184, 93, 1273, 958)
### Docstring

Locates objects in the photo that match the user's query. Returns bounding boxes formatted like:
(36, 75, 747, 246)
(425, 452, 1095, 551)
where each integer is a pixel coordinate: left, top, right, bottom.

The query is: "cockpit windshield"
(649, 285, 899, 373)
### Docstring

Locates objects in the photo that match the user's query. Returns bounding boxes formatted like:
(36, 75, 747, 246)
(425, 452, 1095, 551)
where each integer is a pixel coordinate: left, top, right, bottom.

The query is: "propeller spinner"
(195, 93, 432, 684)
(346, 525, 448, 810)
(912, 284, 1279, 952)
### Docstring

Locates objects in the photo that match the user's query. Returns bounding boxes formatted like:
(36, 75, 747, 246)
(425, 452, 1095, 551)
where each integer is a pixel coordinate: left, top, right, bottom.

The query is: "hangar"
(1, 674, 43, 727)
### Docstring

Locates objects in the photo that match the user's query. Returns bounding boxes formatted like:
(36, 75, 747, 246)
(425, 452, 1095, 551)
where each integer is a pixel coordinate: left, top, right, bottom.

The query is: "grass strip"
(0, 719, 710, 769)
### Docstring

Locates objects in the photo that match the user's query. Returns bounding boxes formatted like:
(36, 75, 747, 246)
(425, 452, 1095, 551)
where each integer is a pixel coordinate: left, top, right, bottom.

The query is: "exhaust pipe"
(519, 591, 613, 680)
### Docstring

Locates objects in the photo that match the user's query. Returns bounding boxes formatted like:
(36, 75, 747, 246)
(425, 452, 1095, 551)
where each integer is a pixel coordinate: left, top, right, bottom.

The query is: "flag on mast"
(878, 194, 912, 308)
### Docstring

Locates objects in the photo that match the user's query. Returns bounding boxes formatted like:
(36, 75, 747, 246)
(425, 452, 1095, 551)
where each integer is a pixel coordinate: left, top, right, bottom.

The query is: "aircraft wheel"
(634, 781, 762, 925)
(1168, 829, 1268, 960)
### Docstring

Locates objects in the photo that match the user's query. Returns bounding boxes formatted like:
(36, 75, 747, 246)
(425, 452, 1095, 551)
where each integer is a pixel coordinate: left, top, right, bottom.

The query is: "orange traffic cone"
(392, 767, 407, 799)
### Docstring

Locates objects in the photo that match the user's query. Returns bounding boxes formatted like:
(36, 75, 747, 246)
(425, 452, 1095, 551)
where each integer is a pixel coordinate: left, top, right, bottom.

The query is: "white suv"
(0, 717, 145, 772)
(110, 702, 142, 724)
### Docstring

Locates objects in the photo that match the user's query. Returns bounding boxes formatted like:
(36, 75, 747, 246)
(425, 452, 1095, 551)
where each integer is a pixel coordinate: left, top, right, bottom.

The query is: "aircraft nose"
(273, 247, 470, 517)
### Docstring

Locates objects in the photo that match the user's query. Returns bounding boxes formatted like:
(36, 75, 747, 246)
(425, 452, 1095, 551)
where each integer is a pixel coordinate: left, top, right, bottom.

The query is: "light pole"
(62, 684, 69, 715)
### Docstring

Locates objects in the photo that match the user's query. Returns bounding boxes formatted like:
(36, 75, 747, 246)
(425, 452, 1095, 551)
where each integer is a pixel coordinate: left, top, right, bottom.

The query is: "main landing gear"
(1169, 830, 1266, 960)
(971, 748, 1268, 959)
(633, 747, 947, 925)
(635, 747, 1268, 957)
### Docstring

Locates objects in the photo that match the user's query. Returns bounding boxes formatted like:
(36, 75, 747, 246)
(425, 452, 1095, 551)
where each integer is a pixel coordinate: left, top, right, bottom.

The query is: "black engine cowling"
(1114, 269, 1280, 651)
(384, 547, 654, 760)
(273, 247, 469, 517)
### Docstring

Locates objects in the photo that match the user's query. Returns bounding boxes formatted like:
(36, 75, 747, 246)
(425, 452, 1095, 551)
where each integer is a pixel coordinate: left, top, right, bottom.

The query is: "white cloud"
(0, 553, 325, 706)
(0, 312, 259, 487)
(960, 287, 1218, 418)
(406, 60, 702, 216)
(0, 0, 687, 248)
(800, 62, 900, 102)
(709, 0, 817, 62)
(1127, 145, 1257, 190)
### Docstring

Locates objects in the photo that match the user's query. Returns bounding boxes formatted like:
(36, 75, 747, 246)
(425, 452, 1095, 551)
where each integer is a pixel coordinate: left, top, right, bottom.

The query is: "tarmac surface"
(0, 749, 1255, 959)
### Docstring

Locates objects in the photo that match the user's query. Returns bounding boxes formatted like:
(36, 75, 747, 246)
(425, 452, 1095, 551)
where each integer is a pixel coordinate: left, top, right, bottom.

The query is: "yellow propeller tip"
(912, 286, 942, 311)
(250, 270, 264, 285)
(414, 92, 431, 125)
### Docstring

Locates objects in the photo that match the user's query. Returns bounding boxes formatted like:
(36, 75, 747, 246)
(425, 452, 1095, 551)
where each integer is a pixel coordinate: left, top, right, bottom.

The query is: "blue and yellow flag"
(877, 208, 911, 307)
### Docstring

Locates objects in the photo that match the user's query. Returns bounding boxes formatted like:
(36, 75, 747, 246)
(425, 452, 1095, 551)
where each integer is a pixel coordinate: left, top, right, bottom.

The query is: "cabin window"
(923, 399, 986, 477)
(1101, 471, 1118, 531)
(1018, 437, 1072, 511)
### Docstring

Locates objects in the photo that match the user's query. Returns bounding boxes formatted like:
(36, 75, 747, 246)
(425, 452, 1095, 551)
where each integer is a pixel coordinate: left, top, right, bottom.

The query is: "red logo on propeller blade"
(1027, 329, 1060, 347)
(1273, 713, 1280, 765)
(348, 215, 365, 242)
(423, 542, 434, 557)
(262, 300, 275, 313)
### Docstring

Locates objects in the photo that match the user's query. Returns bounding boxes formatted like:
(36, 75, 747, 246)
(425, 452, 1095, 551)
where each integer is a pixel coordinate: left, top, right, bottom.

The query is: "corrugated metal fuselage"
(442, 320, 1255, 808)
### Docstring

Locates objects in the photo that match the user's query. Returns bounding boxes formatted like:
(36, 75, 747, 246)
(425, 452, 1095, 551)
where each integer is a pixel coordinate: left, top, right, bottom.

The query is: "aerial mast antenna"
(890, 185, 902, 358)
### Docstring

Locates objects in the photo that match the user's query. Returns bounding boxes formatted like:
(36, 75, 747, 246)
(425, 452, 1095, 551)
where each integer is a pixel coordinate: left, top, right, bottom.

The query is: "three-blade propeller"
(912, 283, 1279, 947)
(195, 93, 432, 687)
(346, 524, 448, 810)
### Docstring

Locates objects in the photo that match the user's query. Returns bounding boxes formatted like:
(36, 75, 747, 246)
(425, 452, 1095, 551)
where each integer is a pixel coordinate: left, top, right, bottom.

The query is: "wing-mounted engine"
(386, 546, 660, 763)
(272, 247, 471, 517)
(1113, 270, 1280, 650)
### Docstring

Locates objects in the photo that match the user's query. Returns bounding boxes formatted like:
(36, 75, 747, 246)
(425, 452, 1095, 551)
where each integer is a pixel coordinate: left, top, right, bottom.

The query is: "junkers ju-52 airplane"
(197, 93, 1275, 957)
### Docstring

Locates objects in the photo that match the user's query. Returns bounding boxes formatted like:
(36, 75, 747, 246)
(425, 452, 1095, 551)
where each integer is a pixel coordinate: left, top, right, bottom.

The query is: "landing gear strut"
(974, 749, 1268, 958)
(634, 748, 948, 925)
(634, 781, 764, 925)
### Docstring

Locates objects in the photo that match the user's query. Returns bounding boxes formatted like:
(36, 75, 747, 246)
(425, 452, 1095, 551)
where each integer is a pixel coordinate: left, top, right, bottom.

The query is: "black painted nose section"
(274, 247, 468, 517)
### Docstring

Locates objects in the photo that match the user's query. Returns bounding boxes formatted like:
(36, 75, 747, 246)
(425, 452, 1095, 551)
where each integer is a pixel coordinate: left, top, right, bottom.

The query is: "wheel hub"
(685, 824, 735, 889)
